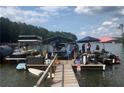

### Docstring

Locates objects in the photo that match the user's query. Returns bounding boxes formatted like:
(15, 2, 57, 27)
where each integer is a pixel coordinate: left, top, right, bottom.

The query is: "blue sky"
(0, 6, 124, 39)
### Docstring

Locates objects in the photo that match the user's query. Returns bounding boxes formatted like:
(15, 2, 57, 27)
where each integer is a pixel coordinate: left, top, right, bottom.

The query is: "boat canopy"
(42, 36, 74, 44)
(18, 35, 42, 43)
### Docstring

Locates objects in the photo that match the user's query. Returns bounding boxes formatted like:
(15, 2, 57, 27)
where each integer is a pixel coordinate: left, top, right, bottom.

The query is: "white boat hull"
(28, 68, 44, 76)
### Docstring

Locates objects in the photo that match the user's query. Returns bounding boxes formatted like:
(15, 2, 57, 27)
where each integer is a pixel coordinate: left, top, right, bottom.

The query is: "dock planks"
(63, 62, 79, 87)
(51, 64, 63, 87)
(51, 60, 105, 87)
(51, 60, 79, 87)
(72, 62, 105, 70)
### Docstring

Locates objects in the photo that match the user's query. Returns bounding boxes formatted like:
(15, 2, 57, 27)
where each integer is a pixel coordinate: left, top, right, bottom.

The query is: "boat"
(28, 68, 44, 76)
(16, 63, 26, 70)
(102, 53, 120, 65)
(52, 43, 68, 59)
(0, 45, 13, 63)
(94, 51, 121, 65)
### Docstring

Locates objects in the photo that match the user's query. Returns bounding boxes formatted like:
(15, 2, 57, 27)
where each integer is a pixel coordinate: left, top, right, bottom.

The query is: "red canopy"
(99, 36, 116, 43)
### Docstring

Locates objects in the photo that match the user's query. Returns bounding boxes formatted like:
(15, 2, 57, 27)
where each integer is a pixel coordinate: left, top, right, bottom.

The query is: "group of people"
(74, 43, 101, 65)
(82, 42, 91, 54)
(82, 43, 100, 54)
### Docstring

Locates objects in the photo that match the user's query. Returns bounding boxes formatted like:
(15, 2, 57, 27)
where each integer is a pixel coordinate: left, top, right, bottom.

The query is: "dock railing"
(62, 64, 64, 87)
(34, 54, 57, 87)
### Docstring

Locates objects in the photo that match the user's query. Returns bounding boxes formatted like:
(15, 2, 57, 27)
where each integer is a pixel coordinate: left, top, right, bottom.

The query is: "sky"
(0, 6, 124, 39)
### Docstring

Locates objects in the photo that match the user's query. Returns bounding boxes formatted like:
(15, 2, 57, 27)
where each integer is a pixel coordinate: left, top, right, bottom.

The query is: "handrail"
(62, 64, 64, 87)
(34, 54, 57, 87)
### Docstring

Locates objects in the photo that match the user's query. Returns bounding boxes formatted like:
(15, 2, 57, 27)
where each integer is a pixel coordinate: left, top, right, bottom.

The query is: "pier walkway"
(51, 60, 79, 87)
(51, 59, 105, 87)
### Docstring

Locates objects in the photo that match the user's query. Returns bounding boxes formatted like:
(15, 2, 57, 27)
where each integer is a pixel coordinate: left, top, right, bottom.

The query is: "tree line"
(118, 24, 124, 45)
(0, 17, 77, 43)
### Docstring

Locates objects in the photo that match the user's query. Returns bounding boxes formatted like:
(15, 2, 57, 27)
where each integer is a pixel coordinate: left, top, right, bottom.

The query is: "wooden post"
(52, 60, 55, 73)
(62, 64, 64, 87)
(34, 54, 57, 87)
(103, 65, 106, 70)
(50, 66, 52, 79)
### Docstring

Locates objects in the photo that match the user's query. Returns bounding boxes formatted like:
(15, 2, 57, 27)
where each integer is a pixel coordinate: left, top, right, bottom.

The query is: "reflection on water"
(0, 63, 39, 87)
(75, 66, 122, 87)
(0, 63, 51, 87)
(74, 43, 124, 87)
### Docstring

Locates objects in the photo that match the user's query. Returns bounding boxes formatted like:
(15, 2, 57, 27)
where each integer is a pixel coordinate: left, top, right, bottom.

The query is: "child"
(75, 56, 81, 65)
(75, 56, 81, 71)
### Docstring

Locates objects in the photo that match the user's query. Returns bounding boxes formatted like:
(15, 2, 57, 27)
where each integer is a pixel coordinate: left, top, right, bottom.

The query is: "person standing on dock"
(96, 45, 100, 51)
(73, 43, 79, 59)
(82, 44, 85, 54)
(66, 44, 72, 59)
(86, 42, 91, 53)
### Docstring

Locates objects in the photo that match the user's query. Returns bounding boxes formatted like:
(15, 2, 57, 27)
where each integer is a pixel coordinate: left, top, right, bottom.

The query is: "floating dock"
(34, 55, 106, 87)
(72, 62, 106, 70)
(51, 60, 105, 87)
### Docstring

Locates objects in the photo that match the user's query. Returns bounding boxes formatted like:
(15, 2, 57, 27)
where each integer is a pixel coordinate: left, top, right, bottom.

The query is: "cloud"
(97, 27, 105, 31)
(0, 7, 49, 25)
(95, 18, 121, 37)
(101, 18, 119, 28)
(77, 17, 121, 39)
(39, 6, 69, 16)
(102, 21, 113, 27)
(112, 17, 119, 21)
(74, 6, 123, 15)
(0, 6, 69, 26)
(119, 8, 124, 16)
(80, 31, 86, 36)
(74, 6, 103, 15)
(39, 6, 68, 13)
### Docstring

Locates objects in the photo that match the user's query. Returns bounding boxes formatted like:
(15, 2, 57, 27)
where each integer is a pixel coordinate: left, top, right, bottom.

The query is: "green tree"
(118, 24, 124, 45)
(0, 17, 77, 43)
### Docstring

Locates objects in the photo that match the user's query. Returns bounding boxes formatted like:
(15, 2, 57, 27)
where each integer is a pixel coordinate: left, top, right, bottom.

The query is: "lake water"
(0, 43, 124, 87)
(75, 43, 124, 87)
(0, 63, 38, 87)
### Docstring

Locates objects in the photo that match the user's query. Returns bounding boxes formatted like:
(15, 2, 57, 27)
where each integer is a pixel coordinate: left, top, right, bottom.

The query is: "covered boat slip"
(18, 35, 42, 52)
(18, 35, 42, 43)
(5, 35, 43, 62)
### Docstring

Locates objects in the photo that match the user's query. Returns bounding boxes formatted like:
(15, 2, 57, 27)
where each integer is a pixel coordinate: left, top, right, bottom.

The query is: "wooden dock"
(63, 62, 79, 87)
(51, 60, 79, 87)
(34, 56, 106, 87)
(72, 62, 106, 70)
(51, 60, 105, 87)
(51, 64, 64, 87)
